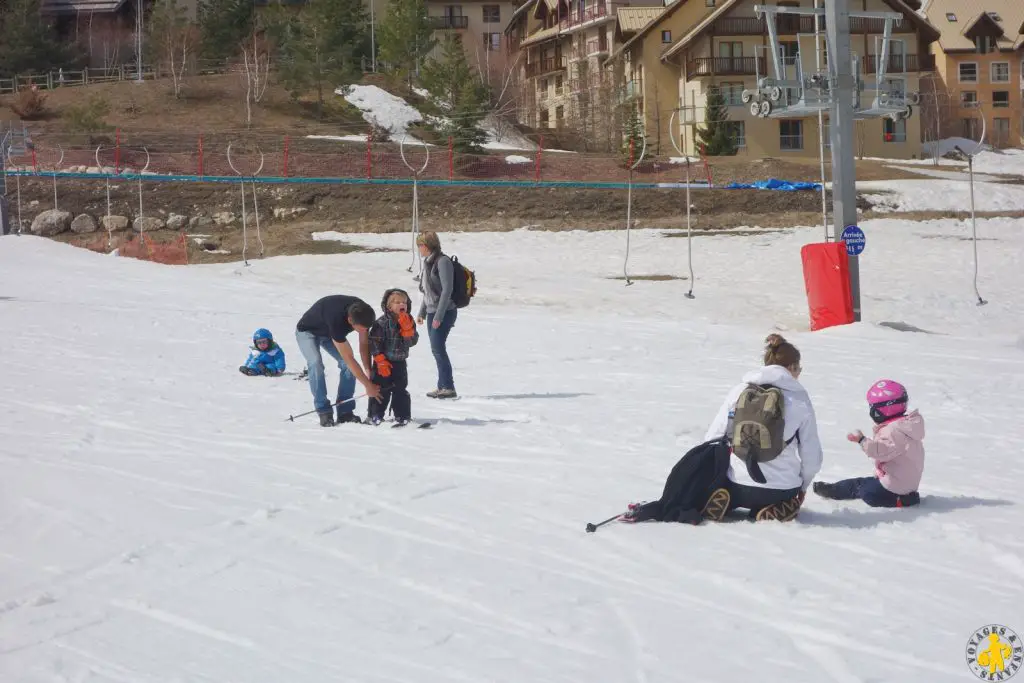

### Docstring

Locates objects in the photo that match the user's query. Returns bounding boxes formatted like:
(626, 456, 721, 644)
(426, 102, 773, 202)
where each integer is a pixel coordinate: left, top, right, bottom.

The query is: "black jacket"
(631, 438, 731, 524)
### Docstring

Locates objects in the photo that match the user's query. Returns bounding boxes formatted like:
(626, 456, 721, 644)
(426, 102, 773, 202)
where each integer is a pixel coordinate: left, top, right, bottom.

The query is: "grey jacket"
(418, 251, 456, 318)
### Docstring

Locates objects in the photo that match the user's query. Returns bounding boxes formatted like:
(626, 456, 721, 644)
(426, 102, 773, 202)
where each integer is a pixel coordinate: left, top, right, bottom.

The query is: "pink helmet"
(866, 379, 908, 422)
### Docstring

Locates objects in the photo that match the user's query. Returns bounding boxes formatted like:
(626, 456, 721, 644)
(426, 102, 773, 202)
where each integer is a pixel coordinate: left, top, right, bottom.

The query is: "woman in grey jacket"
(416, 231, 458, 398)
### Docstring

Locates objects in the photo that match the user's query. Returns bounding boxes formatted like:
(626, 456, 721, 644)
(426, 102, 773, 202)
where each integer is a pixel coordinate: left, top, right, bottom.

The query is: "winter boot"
(754, 494, 803, 522)
(436, 389, 458, 399)
(812, 482, 839, 499)
(393, 418, 409, 428)
(239, 366, 258, 376)
(336, 412, 362, 425)
(366, 415, 383, 426)
(318, 411, 335, 427)
(701, 488, 731, 522)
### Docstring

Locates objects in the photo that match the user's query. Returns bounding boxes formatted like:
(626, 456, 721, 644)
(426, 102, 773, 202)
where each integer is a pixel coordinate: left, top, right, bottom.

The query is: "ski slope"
(2, 213, 1023, 682)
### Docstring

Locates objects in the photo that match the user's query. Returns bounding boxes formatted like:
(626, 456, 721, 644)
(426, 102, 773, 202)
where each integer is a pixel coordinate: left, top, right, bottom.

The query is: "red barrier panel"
(801, 241, 854, 331)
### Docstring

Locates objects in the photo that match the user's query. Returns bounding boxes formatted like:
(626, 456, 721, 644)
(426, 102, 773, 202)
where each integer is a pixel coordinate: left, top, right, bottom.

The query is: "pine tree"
(621, 102, 644, 165)
(0, 0, 77, 77)
(421, 35, 490, 152)
(377, 0, 436, 90)
(268, 0, 369, 118)
(196, 0, 254, 62)
(696, 86, 737, 156)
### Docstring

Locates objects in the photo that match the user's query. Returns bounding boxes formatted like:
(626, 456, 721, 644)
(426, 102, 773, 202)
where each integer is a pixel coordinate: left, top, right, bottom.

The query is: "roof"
(661, 0, 940, 62)
(617, 6, 666, 32)
(923, 0, 1024, 51)
(504, 0, 538, 35)
(41, 0, 127, 13)
(605, 0, 685, 65)
(519, 25, 561, 47)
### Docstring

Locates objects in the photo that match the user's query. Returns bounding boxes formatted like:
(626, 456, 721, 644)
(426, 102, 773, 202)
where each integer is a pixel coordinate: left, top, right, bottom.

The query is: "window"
(555, 75, 563, 94)
(556, 105, 564, 124)
(962, 117, 980, 140)
(661, 30, 672, 43)
(961, 91, 978, 107)
(988, 12, 1002, 22)
(993, 118, 1010, 146)
(779, 41, 799, 65)
(946, 12, 956, 21)
(959, 63, 978, 82)
(883, 117, 906, 143)
(539, 109, 550, 126)
(993, 91, 1009, 107)
(482, 4, 500, 22)
(974, 36, 995, 53)
(991, 62, 1010, 82)
(483, 32, 501, 51)
(718, 41, 743, 70)
(719, 82, 744, 106)
(706, 0, 715, 5)
(779, 120, 803, 150)
(726, 121, 745, 148)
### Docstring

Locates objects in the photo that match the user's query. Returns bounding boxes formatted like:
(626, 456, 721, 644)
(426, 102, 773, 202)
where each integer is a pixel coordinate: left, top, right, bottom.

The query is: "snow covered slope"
(2, 216, 1023, 682)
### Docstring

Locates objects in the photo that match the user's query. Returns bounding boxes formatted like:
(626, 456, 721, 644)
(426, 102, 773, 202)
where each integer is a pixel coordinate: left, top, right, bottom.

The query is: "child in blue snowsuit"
(239, 328, 286, 376)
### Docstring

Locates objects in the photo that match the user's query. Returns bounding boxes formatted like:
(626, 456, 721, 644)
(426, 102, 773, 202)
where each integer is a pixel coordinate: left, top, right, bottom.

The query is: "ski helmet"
(253, 328, 274, 344)
(866, 379, 908, 422)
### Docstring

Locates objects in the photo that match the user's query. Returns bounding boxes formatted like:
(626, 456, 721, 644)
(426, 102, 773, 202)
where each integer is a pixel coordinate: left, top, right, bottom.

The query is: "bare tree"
(919, 72, 956, 164)
(147, 0, 196, 99)
(240, 30, 271, 128)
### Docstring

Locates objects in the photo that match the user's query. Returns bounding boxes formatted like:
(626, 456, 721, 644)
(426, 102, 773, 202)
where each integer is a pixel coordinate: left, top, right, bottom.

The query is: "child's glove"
(397, 312, 416, 338)
(262, 366, 279, 377)
(374, 353, 392, 378)
(846, 430, 865, 444)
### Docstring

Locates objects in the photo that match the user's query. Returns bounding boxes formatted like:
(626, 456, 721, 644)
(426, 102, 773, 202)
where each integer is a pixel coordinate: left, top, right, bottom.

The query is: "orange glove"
(397, 312, 416, 338)
(374, 354, 392, 378)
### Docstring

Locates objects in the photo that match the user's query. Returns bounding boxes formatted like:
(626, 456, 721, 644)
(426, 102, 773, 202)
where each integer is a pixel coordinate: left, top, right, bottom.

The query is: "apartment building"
(425, 0, 522, 87)
(922, 0, 1024, 147)
(505, 0, 662, 145)
(653, 0, 940, 159)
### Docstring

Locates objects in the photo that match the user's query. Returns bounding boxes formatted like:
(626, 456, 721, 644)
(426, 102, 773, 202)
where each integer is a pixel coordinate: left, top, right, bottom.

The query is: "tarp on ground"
(723, 178, 822, 191)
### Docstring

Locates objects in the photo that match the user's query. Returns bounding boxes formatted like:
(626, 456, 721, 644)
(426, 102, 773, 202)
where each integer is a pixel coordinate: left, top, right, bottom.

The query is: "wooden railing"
(525, 56, 567, 78)
(686, 56, 766, 80)
(862, 53, 935, 74)
(713, 15, 900, 35)
(559, 2, 608, 30)
(431, 15, 469, 29)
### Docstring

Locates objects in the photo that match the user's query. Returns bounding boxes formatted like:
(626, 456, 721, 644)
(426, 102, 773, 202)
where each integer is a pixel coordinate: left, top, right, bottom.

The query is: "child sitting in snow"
(367, 288, 419, 426)
(239, 328, 286, 376)
(814, 379, 924, 507)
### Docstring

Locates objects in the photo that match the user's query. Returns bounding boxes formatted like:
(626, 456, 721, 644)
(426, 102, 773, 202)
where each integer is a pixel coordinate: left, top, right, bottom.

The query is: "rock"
(132, 216, 165, 233)
(70, 214, 98, 234)
(212, 211, 236, 226)
(101, 215, 129, 232)
(273, 207, 308, 219)
(189, 216, 214, 230)
(30, 209, 72, 236)
(166, 214, 187, 231)
(86, 166, 101, 174)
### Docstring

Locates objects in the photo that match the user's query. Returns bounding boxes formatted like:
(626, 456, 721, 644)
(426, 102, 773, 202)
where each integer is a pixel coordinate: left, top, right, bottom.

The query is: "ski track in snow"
(1, 211, 1023, 681)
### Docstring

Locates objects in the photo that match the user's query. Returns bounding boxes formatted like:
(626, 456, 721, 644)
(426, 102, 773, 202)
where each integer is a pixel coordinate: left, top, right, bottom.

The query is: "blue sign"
(841, 225, 865, 256)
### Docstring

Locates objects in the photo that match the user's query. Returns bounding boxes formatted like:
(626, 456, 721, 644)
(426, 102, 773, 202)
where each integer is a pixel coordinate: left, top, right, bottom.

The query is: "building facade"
(921, 0, 1024, 147)
(425, 0, 522, 89)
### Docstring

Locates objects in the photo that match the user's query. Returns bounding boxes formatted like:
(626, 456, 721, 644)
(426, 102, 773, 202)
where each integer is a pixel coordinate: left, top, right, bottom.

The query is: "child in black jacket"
(367, 288, 419, 426)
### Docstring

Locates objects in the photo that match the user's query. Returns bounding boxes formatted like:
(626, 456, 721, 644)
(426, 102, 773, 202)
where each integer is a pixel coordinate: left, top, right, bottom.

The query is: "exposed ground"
(3, 73, 1019, 263)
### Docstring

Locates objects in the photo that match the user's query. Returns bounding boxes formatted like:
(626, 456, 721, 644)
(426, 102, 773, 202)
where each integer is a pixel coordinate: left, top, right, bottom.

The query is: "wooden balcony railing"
(686, 56, 766, 80)
(431, 15, 469, 29)
(585, 37, 608, 54)
(862, 53, 935, 74)
(559, 2, 608, 30)
(712, 14, 899, 35)
(525, 55, 567, 78)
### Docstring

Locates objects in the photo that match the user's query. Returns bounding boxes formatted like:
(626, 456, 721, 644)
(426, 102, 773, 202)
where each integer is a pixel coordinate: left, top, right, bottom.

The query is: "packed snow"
(340, 84, 425, 140)
(2, 198, 1024, 682)
(859, 177, 1024, 213)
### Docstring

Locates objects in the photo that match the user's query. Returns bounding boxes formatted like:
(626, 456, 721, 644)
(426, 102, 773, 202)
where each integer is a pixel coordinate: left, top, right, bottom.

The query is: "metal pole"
(136, 0, 143, 83)
(814, 0, 828, 241)
(825, 0, 861, 321)
(370, 0, 376, 72)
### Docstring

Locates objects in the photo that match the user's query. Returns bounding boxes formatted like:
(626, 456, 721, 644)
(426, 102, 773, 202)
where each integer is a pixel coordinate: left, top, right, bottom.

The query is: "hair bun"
(765, 333, 786, 349)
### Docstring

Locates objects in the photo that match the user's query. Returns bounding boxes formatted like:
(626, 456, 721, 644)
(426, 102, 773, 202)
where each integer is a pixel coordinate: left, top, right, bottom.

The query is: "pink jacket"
(860, 410, 925, 495)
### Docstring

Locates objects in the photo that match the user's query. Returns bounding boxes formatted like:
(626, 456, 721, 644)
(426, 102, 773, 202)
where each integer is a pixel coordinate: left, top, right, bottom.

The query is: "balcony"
(431, 15, 469, 29)
(585, 37, 609, 55)
(862, 53, 935, 74)
(559, 2, 609, 31)
(686, 56, 766, 80)
(711, 15, 894, 35)
(525, 56, 567, 78)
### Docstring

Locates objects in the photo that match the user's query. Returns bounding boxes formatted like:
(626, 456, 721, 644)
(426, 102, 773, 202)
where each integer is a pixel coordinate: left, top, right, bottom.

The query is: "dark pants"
(368, 360, 410, 421)
(427, 308, 457, 391)
(817, 476, 920, 508)
(727, 482, 803, 516)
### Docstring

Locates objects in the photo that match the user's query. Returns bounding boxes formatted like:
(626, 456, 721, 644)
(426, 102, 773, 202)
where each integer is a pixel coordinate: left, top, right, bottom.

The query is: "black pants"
(727, 482, 802, 516)
(369, 360, 410, 421)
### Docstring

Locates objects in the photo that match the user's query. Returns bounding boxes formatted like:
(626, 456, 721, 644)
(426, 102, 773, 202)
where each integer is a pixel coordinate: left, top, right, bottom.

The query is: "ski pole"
(285, 393, 367, 422)
(585, 513, 623, 533)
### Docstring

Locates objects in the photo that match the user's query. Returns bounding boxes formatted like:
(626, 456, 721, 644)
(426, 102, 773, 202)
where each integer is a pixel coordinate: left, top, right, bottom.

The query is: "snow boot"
(318, 411, 335, 427)
(336, 412, 362, 425)
(754, 494, 803, 522)
(812, 482, 840, 499)
(701, 488, 731, 522)
(239, 366, 258, 376)
(367, 415, 383, 426)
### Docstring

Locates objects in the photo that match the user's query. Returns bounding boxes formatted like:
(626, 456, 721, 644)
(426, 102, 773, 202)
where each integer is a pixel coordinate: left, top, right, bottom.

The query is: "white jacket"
(704, 365, 824, 491)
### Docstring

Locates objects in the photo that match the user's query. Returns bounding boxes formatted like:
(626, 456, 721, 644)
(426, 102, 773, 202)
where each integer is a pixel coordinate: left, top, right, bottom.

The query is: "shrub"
(9, 87, 48, 120)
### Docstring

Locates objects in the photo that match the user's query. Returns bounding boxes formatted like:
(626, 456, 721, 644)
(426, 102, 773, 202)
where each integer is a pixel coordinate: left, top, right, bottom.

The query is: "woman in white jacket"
(702, 334, 824, 522)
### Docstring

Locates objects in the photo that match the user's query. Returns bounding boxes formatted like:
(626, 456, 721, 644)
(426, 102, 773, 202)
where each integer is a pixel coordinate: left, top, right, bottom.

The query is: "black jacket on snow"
(630, 438, 732, 524)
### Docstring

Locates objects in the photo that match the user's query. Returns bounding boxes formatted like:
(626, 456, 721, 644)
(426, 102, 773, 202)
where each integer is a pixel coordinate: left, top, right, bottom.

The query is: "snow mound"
(505, 155, 532, 164)
(339, 85, 424, 138)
